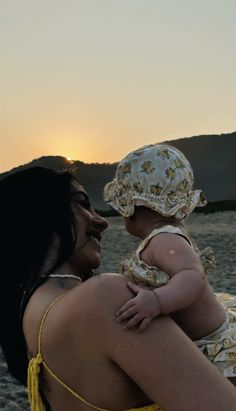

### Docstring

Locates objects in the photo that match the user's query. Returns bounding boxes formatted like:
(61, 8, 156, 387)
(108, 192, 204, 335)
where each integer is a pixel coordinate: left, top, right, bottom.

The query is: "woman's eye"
(72, 191, 92, 210)
(74, 197, 91, 210)
(77, 199, 91, 210)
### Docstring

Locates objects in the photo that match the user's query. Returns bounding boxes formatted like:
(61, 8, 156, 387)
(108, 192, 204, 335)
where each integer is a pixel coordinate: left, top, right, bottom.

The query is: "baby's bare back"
(172, 281, 226, 340)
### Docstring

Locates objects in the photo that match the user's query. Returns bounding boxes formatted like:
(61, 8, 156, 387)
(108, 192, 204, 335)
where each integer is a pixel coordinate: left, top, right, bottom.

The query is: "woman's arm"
(78, 274, 236, 411)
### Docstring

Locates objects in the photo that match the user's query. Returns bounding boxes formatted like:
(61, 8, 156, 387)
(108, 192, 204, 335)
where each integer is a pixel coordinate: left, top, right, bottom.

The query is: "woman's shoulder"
(24, 274, 129, 344)
(41, 274, 130, 324)
(25, 274, 132, 358)
(59, 274, 134, 346)
(67, 273, 131, 315)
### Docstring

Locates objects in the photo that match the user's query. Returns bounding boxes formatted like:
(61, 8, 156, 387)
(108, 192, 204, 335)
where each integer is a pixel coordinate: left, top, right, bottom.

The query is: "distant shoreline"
(96, 200, 236, 217)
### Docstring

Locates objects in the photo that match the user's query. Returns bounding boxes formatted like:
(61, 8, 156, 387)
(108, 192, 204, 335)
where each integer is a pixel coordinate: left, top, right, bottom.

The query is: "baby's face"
(124, 216, 136, 237)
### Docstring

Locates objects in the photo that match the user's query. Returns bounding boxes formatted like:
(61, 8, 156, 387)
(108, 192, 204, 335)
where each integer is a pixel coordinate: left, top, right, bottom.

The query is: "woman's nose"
(92, 215, 109, 231)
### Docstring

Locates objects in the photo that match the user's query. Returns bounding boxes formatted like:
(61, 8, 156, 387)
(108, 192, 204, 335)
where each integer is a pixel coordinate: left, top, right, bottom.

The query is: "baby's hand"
(116, 282, 161, 331)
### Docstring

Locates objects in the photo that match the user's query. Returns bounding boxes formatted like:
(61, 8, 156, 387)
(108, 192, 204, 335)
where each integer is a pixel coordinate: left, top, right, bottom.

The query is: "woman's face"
(70, 182, 108, 274)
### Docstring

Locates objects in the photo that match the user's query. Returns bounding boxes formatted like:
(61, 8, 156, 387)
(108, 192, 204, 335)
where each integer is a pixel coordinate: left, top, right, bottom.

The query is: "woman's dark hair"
(0, 166, 78, 385)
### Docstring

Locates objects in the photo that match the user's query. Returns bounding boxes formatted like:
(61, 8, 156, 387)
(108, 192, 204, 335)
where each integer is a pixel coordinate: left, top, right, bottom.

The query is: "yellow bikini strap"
(37, 295, 64, 355)
(41, 361, 110, 411)
(28, 294, 110, 411)
(27, 294, 64, 411)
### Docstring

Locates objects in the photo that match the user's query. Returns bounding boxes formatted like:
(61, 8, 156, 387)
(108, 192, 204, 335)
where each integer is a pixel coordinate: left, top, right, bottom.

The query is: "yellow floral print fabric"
(119, 225, 215, 287)
(195, 292, 236, 377)
(104, 144, 206, 219)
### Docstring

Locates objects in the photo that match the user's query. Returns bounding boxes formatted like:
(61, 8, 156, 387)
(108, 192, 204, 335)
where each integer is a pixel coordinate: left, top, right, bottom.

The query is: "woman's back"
(23, 276, 151, 411)
(23, 273, 236, 411)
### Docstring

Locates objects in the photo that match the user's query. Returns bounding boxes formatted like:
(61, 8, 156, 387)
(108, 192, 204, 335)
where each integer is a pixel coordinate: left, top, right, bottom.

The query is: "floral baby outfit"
(104, 144, 206, 219)
(105, 143, 236, 377)
(119, 225, 236, 377)
(119, 225, 212, 288)
(195, 293, 236, 377)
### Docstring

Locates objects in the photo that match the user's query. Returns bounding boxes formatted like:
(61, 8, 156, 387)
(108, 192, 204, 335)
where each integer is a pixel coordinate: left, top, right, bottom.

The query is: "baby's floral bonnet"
(104, 143, 207, 219)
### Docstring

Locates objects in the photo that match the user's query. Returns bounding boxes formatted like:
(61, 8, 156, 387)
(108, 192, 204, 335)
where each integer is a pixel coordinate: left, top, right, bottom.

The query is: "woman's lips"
(89, 236, 101, 246)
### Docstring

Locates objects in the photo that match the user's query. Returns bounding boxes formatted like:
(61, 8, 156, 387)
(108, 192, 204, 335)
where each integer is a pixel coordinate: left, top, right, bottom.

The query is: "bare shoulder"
(38, 274, 133, 356)
(142, 231, 182, 257)
(141, 232, 198, 271)
(148, 231, 192, 252)
(73, 273, 129, 297)
(66, 273, 133, 321)
(37, 274, 131, 327)
(50, 274, 136, 353)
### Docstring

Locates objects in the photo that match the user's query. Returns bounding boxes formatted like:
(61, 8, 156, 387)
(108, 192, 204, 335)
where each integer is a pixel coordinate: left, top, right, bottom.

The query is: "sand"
(1, 211, 236, 410)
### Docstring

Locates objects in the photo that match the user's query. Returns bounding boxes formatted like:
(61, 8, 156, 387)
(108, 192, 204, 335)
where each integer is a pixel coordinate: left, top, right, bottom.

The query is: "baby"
(104, 143, 236, 380)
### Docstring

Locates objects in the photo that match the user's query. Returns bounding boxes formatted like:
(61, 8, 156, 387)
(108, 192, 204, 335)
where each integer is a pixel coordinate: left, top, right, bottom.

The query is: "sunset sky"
(0, 0, 235, 172)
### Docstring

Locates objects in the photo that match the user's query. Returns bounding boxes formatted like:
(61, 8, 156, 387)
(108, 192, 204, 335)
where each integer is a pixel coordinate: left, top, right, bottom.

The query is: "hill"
(167, 132, 236, 203)
(0, 156, 117, 211)
(0, 131, 235, 211)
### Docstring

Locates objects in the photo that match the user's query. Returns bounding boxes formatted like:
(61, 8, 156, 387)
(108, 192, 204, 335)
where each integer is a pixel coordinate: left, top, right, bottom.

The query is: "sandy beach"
(1, 211, 236, 410)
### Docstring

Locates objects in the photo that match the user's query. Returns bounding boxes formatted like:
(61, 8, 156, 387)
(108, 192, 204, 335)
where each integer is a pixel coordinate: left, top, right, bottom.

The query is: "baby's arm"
(116, 233, 205, 330)
(146, 233, 205, 314)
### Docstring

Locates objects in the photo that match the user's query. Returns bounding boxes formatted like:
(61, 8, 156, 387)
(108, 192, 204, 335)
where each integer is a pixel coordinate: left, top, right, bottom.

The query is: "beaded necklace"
(46, 274, 82, 282)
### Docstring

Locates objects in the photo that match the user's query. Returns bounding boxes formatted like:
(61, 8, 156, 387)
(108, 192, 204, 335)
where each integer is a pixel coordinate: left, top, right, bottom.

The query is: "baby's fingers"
(127, 282, 141, 294)
(138, 317, 152, 332)
(116, 306, 138, 323)
(123, 313, 142, 330)
(116, 300, 134, 316)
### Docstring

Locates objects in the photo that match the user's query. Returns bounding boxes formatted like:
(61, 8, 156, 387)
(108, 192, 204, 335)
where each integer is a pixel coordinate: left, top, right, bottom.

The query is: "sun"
(65, 156, 74, 163)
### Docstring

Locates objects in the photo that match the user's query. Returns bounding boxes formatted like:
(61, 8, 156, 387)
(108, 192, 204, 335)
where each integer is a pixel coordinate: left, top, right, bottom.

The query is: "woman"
(0, 166, 236, 411)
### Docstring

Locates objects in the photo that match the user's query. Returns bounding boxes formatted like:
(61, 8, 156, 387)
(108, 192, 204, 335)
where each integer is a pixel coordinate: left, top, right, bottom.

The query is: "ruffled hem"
(195, 294, 236, 377)
(104, 181, 206, 219)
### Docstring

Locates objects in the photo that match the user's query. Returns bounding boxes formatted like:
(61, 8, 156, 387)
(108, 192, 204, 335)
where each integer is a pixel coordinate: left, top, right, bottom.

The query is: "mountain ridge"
(1, 131, 235, 210)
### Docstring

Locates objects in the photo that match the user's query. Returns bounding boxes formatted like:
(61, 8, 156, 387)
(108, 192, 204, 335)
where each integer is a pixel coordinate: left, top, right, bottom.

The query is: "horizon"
(1, 130, 235, 174)
(1, 1, 236, 173)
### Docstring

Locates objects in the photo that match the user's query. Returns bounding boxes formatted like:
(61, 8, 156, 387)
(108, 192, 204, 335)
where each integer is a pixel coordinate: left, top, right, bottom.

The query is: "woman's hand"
(116, 282, 161, 331)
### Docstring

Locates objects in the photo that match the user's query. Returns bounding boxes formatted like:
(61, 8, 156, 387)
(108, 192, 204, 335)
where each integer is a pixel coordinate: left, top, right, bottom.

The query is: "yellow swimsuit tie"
(28, 352, 44, 411)
(27, 295, 63, 411)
